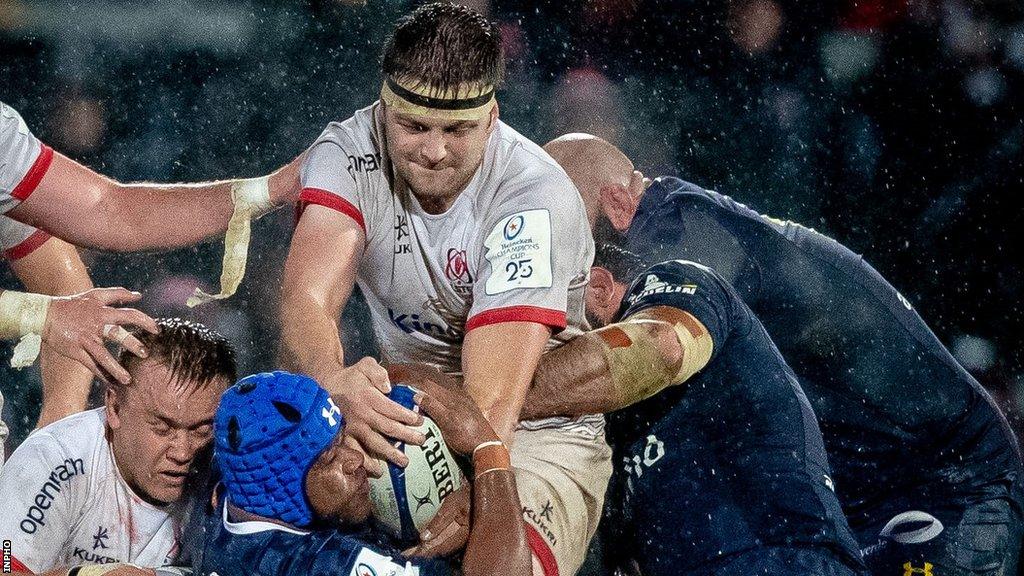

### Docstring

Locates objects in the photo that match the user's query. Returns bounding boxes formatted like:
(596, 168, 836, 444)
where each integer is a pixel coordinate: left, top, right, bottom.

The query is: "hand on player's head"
(392, 364, 499, 457)
(323, 356, 425, 468)
(43, 287, 159, 385)
(107, 318, 235, 507)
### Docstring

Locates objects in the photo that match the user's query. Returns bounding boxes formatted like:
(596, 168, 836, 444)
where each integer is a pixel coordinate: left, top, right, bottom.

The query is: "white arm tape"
(231, 176, 274, 219)
(0, 290, 50, 337)
(0, 290, 52, 368)
(186, 176, 272, 307)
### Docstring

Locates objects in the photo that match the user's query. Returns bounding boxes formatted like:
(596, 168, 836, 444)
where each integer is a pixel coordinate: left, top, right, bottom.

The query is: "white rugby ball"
(368, 385, 465, 542)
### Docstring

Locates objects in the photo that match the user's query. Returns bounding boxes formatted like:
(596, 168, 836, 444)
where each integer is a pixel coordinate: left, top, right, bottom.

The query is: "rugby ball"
(368, 384, 465, 543)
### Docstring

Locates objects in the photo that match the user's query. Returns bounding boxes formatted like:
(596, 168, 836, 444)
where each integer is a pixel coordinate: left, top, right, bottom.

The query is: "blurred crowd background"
(2, 0, 1023, 449)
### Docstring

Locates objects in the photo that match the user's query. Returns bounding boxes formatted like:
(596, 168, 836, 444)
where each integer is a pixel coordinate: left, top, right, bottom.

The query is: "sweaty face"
(306, 434, 372, 527)
(383, 104, 496, 213)
(106, 358, 226, 507)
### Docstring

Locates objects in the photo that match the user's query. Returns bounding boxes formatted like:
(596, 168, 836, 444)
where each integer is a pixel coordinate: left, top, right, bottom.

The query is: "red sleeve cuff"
(4, 229, 51, 260)
(465, 305, 567, 333)
(9, 554, 31, 573)
(12, 144, 54, 202)
(298, 187, 365, 233)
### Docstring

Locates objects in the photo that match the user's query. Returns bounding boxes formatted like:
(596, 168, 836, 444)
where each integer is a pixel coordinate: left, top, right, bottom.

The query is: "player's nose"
(165, 432, 195, 464)
(419, 132, 447, 165)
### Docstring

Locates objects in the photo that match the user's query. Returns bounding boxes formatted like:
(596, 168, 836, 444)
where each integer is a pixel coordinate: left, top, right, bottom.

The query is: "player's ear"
(588, 266, 617, 307)
(600, 183, 636, 232)
(485, 103, 499, 133)
(105, 386, 123, 430)
(628, 170, 647, 205)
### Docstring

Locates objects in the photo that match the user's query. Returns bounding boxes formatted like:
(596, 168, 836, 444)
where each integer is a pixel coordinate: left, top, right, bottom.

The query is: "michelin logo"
(628, 274, 697, 303)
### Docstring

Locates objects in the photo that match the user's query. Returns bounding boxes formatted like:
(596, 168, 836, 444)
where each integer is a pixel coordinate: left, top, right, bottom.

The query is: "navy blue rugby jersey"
(623, 178, 1022, 528)
(605, 260, 863, 574)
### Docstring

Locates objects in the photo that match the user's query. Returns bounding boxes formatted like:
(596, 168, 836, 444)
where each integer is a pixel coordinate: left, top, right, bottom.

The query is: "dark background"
(2, 0, 1023, 450)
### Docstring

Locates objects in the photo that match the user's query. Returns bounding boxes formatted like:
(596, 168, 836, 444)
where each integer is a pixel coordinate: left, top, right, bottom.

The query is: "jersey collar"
(221, 499, 309, 536)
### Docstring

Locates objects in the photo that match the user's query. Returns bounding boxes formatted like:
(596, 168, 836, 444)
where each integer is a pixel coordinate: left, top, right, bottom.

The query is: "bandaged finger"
(103, 324, 132, 344)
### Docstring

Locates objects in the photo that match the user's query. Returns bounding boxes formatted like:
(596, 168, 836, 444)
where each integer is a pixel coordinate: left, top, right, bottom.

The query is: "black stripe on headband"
(386, 77, 494, 110)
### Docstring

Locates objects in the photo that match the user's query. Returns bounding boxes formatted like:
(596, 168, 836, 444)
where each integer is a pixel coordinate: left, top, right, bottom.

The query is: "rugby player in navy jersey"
(540, 134, 1024, 575)
(196, 369, 530, 576)
(521, 244, 866, 575)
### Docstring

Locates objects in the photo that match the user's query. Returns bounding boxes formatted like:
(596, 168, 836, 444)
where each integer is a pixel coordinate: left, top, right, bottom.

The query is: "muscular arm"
(9, 236, 95, 427)
(280, 206, 420, 464)
(279, 205, 363, 378)
(521, 307, 712, 420)
(462, 322, 551, 443)
(405, 371, 531, 576)
(7, 151, 300, 252)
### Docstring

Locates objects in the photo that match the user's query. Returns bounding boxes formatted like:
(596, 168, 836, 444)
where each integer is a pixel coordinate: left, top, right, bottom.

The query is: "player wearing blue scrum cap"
(195, 370, 532, 576)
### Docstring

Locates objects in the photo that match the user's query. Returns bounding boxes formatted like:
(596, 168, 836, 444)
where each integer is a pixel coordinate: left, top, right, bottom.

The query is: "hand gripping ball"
(368, 384, 466, 543)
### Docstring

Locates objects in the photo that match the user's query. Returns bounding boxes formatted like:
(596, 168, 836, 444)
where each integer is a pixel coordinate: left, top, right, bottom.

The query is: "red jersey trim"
(525, 523, 560, 576)
(298, 187, 365, 233)
(4, 229, 52, 260)
(9, 554, 31, 573)
(465, 305, 567, 333)
(11, 143, 54, 201)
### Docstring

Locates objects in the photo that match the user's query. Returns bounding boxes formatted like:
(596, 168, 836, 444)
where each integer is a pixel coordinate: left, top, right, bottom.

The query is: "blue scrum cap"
(214, 371, 343, 526)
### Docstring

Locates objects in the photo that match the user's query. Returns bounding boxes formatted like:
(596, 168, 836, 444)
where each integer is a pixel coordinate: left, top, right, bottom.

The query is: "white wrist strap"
(232, 175, 275, 219)
(187, 176, 271, 308)
(0, 290, 52, 368)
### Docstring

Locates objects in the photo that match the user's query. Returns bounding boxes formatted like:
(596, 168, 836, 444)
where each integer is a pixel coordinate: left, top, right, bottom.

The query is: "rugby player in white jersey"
(2, 216, 95, 451)
(280, 5, 612, 575)
(0, 318, 236, 576)
(0, 100, 300, 389)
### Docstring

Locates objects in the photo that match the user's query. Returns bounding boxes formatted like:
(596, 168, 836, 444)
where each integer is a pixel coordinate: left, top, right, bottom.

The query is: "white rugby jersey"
(0, 101, 60, 460)
(0, 409, 178, 573)
(299, 103, 602, 433)
(1, 101, 54, 214)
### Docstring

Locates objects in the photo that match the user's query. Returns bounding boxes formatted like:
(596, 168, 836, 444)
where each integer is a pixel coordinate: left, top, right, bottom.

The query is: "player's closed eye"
(401, 121, 429, 133)
(150, 421, 173, 437)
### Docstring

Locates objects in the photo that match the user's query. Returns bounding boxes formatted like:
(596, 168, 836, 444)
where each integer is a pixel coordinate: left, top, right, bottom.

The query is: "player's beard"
(593, 212, 626, 246)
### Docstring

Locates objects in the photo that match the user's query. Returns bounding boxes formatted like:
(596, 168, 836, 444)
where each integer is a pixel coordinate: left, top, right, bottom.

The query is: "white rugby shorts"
(511, 425, 613, 576)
